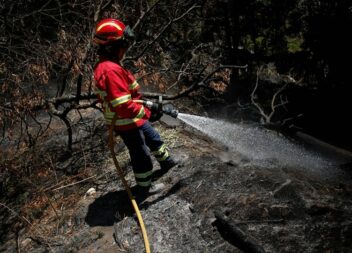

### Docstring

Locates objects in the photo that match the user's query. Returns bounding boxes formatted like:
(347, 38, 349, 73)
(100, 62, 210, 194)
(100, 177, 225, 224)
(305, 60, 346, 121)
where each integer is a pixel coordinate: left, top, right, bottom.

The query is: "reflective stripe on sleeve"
(110, 94, 131, 107)
(129, 81, 139, 90)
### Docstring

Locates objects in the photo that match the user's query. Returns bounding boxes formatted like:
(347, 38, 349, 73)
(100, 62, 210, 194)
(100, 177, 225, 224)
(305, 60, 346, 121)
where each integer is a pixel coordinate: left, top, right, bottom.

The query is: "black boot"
(159, 157, 178, 171)
(133, 183, 165, 203)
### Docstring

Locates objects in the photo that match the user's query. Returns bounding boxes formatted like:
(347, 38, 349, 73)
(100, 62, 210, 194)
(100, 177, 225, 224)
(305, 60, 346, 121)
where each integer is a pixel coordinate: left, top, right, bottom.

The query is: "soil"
(1, 112, 352, 253)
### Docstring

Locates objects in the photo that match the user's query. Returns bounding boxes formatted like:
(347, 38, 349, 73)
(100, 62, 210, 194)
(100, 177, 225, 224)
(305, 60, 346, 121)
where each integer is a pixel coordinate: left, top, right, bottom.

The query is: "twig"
(251, 67, 267, 122)
(16, 232, 21, 253)
(143, 64, 247, 100)
(52, 175, 96, 191)
(21, 178, 61, 221)
(43, 173, 87, 192)
(268, 82, 289, 121)
(132, 0, 162, 30)
(166, 44, 206, 91)
(125, 4, 200, 61)
(251, 66, 297, 125)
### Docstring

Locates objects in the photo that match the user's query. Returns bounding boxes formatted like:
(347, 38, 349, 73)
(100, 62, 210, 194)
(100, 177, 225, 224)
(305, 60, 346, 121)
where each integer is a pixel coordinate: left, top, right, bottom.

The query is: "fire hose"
(108, 113, 151, 253)
(107, 99, 178, 253)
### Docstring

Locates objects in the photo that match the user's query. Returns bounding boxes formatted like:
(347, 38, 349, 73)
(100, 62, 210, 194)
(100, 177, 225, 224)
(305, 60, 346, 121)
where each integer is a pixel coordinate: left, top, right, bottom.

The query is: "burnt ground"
(1, 113, 352, 253)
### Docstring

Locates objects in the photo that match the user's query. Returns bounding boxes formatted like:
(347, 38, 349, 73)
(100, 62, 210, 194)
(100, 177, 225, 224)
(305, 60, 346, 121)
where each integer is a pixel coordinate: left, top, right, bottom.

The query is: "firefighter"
(93, 18, 177, 198)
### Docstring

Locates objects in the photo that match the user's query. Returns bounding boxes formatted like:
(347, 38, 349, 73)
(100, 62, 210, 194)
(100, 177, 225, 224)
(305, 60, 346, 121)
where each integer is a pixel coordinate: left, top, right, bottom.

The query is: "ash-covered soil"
(1, 116, 352, 253)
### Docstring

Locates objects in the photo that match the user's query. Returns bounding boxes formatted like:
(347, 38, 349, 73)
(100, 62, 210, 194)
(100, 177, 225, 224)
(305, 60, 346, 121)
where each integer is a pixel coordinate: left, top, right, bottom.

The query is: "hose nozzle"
(138, 99, 178, 118)
(163, 107, 178, 118)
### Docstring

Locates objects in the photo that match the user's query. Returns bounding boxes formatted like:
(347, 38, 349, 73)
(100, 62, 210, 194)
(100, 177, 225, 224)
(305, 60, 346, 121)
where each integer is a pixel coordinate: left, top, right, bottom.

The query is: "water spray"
(138, 98, 339, 176)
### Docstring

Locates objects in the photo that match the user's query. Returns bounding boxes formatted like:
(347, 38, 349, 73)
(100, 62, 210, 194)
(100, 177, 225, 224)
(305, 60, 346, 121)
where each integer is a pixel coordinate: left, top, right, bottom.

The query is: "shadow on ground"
(85, 180, 184, 227)
(85, 190, 134, 226)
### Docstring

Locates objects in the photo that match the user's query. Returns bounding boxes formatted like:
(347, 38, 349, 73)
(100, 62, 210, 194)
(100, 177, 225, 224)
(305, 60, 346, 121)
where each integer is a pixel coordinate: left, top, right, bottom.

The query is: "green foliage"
(285, 36, 304, 53)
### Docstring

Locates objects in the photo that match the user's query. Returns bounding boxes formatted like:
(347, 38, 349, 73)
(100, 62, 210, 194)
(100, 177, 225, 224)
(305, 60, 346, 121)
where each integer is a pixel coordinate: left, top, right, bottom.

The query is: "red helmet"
(93, 18, 127, 45)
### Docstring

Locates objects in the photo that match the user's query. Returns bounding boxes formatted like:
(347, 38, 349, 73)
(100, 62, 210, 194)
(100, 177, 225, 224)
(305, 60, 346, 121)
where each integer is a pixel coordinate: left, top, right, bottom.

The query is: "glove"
(149, 111, 163, 122)
(150, 103, 160, 112)
(149, 102, 163, 122)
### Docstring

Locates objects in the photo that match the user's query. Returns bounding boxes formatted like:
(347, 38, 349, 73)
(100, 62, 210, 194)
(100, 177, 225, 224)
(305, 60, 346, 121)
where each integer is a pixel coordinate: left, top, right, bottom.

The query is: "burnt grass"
(1, 118, 352, 253)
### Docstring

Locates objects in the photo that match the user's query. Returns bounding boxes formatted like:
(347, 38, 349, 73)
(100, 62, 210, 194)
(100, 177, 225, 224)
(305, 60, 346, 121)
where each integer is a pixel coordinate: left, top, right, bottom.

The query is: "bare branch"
(143, 64, 247, 100)
(52, 175, 96, 191)
(268, 82, 289, 121)
(132, 0, 163, 30)
(251, 67, 269, 123)
(251, 66, 298, 125)
(125, 4, 200, 61)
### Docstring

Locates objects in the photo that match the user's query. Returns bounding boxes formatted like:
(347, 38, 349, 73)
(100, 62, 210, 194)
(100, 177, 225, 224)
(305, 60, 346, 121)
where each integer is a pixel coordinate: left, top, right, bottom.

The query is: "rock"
(21, 238, 32, 248)
(160, 114, 181, 127)
(85, 187, 97, 198)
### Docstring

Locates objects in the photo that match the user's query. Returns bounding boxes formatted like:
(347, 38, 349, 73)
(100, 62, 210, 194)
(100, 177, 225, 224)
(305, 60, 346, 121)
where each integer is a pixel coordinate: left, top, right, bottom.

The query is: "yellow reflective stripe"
(105, 112, 115, 117)
(136, 180, 151, 187)
(104, 106, 145, 126)
(97, 22, 122, 32)
(136, 106, 145, 117)
(111, 94, 131, 107)
(156, 149, 169, 161)
(135, 171, 153, 179)
(102, 100, 110, 111)
(129, 81, 139, 90)
(104, 112, 115, 120)
(152, 144, 167, 156)
(114, 119, 132, 125)
(153, 144, 170, 161)
(114, 106, 145, 126)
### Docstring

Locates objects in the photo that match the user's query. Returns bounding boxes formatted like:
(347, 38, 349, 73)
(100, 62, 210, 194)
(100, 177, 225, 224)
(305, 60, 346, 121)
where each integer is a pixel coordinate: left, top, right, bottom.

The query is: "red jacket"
(94, 59, 151, 131)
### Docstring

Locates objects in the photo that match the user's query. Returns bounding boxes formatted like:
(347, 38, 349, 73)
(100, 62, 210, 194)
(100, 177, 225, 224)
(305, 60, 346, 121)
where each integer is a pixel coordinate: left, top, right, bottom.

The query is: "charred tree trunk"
(213, 211, 266, 253)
